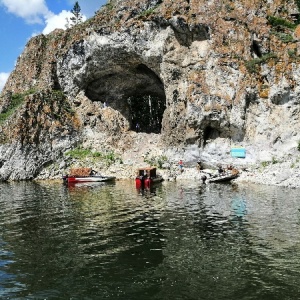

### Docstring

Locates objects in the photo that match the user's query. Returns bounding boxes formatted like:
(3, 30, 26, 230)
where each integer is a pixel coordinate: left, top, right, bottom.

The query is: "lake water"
(1, 180, 300, 300)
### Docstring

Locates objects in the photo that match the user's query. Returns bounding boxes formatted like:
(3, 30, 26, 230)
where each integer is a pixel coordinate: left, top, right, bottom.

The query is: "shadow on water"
(1, 181, 300, 299)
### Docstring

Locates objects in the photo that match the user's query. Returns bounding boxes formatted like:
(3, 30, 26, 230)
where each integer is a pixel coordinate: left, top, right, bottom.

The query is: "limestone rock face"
(1, 0, 300, 180)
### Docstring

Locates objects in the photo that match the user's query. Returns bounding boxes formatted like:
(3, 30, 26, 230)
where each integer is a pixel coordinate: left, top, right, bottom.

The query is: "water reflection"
(136, 185, 158, 198)
(0, 181, 300, 299)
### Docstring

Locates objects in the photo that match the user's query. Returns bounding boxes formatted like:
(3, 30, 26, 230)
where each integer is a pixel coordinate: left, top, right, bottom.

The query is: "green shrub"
(261, 161, 270, 168)
(245, 58, 262, 74)
(105, 2, 114, 11)
(104, 151, 116, 162)
(0, 89, 36, 123)
(268, 16, 296, 29)
(139, 5, 159, 18)
(245, 53, 277, 74)
(288, 48, 298, 58)
(271, 30, 294, 43)
(65, 147, 93, 159)
(144, 155, 168, 168)
(65, 148, 122, 165)
(100, 151, 123, 165)
(298, 141, 300, 151)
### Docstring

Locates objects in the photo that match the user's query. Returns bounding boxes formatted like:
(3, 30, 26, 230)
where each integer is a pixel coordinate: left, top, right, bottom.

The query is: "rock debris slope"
(0, 0, 300, 186)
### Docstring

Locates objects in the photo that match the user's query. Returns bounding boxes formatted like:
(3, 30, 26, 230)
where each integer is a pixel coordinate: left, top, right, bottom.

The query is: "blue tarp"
(231, 148, 246, 158)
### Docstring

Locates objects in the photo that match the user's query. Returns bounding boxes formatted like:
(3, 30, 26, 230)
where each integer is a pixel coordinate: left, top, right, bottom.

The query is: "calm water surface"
(1, 180, 300, 299)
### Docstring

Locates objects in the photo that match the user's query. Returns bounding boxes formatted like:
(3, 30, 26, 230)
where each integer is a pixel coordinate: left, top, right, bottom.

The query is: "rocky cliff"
(1, 0, 300, 182)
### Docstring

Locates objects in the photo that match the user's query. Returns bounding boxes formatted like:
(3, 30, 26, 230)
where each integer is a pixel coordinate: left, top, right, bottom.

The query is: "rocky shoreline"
(36, 160, 300, 190)
(0, 128, 295, 189)
(36, 153, 300, 190)
(152, 161, 300, 189)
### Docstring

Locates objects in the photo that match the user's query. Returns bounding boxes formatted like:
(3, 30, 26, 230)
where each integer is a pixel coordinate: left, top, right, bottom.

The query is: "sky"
(0, 0, 108, 92)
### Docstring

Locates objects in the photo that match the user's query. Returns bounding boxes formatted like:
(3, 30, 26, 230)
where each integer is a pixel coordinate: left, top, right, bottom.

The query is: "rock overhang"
(58, 31, 167, 133)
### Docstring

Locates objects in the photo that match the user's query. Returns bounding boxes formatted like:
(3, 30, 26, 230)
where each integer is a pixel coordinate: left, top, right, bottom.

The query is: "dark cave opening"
(84, 63, 166, 134)
(203, 126, 220, 146)
(127, 93, 166, 134)
(251, 40, 262, 58)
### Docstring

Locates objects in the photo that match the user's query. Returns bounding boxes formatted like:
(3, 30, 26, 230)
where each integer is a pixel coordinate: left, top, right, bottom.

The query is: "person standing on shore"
(178, 159, 183, 173)
(136, 123, 140, 132)
(196, 161, 203, 171)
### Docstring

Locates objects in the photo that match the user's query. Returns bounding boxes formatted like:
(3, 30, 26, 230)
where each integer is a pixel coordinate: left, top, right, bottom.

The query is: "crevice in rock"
(245, 92, 257, 110)
(50, 61, 62, 91)
(251, 40, 262, 58)
(170, 17, 210, 47)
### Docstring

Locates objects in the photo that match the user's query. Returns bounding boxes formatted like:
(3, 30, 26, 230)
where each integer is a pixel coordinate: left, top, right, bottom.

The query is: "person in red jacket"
(178, 160, 183, 173)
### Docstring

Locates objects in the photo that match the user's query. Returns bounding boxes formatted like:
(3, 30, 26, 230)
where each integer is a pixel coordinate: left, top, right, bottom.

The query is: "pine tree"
(70, 1, 83, 26)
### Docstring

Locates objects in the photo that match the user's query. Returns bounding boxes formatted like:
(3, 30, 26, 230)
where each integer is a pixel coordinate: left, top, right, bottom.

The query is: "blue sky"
(0, 0, 107, 91)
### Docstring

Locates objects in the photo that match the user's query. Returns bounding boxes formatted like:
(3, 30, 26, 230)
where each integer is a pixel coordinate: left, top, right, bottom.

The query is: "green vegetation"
(65, 147, 95, 159)
(245, 53, 277, 74)
(288, 48, 298, 59)
(267, 16, 296, 43)
(144, 155, 168, 168)
(261, 157, 279, 168)
(271, 30, 294, 43)
(139, 5, 159, 18)
(104, 2, 114, 11)
(291, 156, 300, 168)
(298, 141, 300, 151)
(65, 1, 83, 28)
(0, 89, 35, 124)
(65, 147, 123, 166)
(261, 161, 270, 168)
(268, 16, 296, 30)
(70, 1, 83, 25)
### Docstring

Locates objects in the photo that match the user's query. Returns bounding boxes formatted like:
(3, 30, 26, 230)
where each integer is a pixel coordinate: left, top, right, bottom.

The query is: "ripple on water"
(1, 181, 300, 299)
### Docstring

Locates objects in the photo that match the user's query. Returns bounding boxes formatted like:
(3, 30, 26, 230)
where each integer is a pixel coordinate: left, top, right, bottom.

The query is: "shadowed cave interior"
(85, 63, 166, 134)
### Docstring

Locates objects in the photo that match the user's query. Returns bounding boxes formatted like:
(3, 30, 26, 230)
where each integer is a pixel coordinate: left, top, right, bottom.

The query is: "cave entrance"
(128, 94, 165, 134)
(203, 126, 220, 146)
(85, 63, 166, 134)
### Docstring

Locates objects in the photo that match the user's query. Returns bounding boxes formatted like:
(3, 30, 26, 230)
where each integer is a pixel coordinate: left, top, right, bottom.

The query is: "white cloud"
(43, 10, 72, 34)
(0, 0, 50, 24)
(43, 10, 87, 34)
(0, 0, 87, 35)
(0, 72, 10, 92)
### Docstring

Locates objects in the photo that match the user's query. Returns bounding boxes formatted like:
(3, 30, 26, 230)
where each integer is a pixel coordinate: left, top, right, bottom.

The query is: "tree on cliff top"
(66, 1, 83, 28)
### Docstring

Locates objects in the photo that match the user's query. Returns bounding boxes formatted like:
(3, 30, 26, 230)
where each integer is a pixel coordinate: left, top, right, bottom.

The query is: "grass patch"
(144, 155, 168, 168)
(261, 161, 271, 168)
(139, 5, 159, 18)
(0, 89, 36, 124)
(65, 147, 123, 166)
(65, 147, 94, 159)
